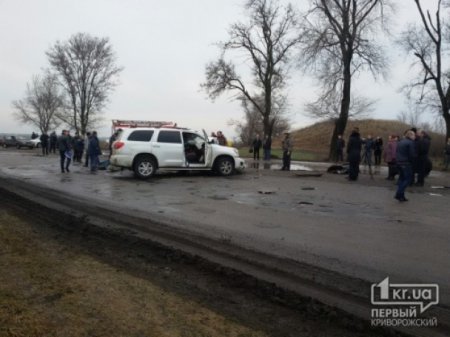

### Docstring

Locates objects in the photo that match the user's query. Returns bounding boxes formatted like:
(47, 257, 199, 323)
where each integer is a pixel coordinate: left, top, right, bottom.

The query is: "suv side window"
(128, 130, 154, 142)
(157, 131, 182, 144)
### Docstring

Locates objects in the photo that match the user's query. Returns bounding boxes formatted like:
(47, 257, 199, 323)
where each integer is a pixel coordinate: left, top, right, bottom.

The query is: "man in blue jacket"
(395, 130, 417, 202)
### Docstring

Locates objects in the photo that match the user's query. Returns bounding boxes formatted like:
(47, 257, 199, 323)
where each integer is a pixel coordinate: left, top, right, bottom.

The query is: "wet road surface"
(1, 150, 449, 307)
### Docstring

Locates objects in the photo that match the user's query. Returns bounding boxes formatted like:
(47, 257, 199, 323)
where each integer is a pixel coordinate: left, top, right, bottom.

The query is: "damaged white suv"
(110, 127, 246, 179)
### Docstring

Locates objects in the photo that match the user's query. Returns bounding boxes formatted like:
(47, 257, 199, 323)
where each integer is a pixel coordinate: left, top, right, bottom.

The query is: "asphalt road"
(1, 150, 449, 308)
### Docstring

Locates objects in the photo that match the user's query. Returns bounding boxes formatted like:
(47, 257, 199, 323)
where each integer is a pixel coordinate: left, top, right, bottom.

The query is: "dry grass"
(0, 210, 268, 337)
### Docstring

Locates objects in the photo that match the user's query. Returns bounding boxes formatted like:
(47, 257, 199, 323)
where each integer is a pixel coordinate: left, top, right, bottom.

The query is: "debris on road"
(294, 171, 323, 177)
(258, 190, 276, 194)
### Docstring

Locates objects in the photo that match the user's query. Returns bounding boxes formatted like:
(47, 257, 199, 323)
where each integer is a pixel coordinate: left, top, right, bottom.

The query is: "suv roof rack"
(112, 120, 176, 129)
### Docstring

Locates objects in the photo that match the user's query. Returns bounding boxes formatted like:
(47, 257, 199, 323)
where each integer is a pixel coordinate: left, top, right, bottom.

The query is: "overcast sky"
(0, 0, 434, 138)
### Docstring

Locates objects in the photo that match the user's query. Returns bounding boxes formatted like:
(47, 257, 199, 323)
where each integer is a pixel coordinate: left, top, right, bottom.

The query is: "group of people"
(337, 134, 384, 167)
(210, 131, 228, 146)
(250, 134, 272, 161)
(32, 130, 102, 173)
(344, 127, 434, 202)
(37, 131, 58, 155)
(250, 132, 293, 170)
(59, 130, 102, 173)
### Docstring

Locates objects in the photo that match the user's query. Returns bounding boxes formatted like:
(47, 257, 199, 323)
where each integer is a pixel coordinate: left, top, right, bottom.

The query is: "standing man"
(252, 134, 262, 161)
(395, 130, 417, 202)
(216, 131, 227, 146)
(84, 132, 91, 167)
(49, 131, 57, 154)
(73, 132, 83, 163)
(336, 134, 345, 162)
(281, 132, 293, 171)
(374, 136, 383, 166)
(346, 127, 362, 181)
(39, 132, 49, 156)
(416, 130, 431, 186)
(88, 131, 102, 172)
(263, 135, 272, 161)
(57, 130, 72, 173)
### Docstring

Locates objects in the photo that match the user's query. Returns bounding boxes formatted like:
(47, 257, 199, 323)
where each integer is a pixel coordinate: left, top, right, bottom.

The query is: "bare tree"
(396, 100, 422, 127)
(301, 0, 392, 161)
(399, 0, 450, 142)
(230, 94, 290, 144)
(46, 33, 123, 135)
(12, 73, 64, 134)
(304, 89, 375, 121)
(201, 0, 301, 142)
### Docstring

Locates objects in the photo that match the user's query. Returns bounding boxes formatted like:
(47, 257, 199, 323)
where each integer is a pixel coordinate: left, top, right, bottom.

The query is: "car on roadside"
(110, 127, 245, 179)
(0, 136, 19, 148)
(28, 138, 41, 148)
(16, 137, 35, 149)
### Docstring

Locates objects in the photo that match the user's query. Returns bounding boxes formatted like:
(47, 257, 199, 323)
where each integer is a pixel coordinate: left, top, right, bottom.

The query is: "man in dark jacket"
(346, 128, 362, 181)
(88, 131, 102, 172)
(374, 136, 383, 166)
(57, 130, 72, 173)
(395, 130, 417, 202)
(252, 134, 262, 160)
(49, 131, 57, 153)
(39, 132, 49, 156)
(416, 130, 431, 186)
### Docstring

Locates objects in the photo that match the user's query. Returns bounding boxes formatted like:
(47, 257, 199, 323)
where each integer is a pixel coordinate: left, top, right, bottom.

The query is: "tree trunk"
(444, 109, 450, 141)
(329, 61, 351, 161)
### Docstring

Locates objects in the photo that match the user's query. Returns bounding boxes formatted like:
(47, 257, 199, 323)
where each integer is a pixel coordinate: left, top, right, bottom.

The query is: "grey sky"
(0, 0, 432, 138)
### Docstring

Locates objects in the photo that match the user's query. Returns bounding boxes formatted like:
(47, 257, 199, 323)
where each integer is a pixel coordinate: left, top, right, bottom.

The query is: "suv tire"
(216, 157, 234, 176)
(134, 155, 157, 179)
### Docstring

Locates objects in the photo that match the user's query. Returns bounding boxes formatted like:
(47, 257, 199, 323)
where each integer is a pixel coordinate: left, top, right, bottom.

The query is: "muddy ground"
(0, 187, 394, 337)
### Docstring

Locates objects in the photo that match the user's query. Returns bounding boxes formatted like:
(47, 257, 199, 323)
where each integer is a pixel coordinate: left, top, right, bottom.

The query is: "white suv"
(110, 127, 245, 179)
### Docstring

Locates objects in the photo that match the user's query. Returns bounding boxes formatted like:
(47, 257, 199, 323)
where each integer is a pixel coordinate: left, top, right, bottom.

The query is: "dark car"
(0, 136, 19, 148)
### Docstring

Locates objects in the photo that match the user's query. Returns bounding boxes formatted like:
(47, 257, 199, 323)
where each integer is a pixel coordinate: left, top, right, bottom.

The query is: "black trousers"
(282, 151, 291, 170)
(59, 150, 71, 172)
(348, 159, 360, 180)
(84, 151, 89, 167)
(253, 147, 260, 160)
(374, 150, 382, 165)
(416, 157, 428, 184)
(41, 143, 49, 156)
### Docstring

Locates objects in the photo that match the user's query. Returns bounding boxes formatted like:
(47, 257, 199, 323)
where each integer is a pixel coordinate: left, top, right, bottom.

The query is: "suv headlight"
(232, 148, 239, 156)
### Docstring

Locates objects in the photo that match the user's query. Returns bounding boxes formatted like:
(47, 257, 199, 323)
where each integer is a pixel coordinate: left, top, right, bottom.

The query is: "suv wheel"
(134, 156, 157, 179)
(216, 157, 234, 176)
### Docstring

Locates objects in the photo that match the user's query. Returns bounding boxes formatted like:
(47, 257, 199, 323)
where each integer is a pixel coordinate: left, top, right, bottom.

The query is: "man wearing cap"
(281, 133, 293, 171)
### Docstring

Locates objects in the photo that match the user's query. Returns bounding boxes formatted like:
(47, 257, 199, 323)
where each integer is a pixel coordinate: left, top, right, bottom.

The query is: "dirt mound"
(275, 119, 446, 157)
